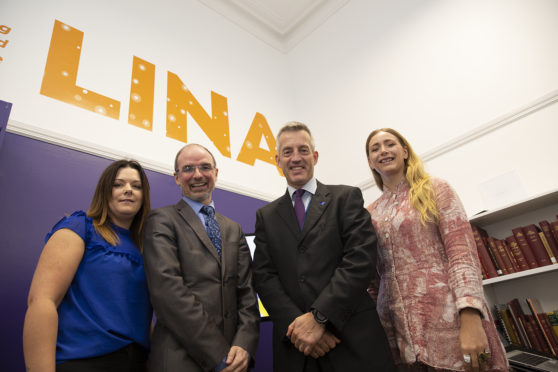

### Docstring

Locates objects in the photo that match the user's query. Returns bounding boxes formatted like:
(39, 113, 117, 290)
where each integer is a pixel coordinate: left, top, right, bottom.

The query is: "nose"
(124, 183, 132, 193)
(192, 167, 203, 177)
(291, 150, 303, 161)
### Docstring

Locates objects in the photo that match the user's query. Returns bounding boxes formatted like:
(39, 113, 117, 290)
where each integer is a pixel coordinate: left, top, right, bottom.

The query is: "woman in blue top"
(23, 160, 152, 372)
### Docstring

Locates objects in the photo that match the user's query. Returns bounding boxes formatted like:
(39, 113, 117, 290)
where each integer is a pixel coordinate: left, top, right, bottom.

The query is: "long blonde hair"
(365, 128, 438, 225)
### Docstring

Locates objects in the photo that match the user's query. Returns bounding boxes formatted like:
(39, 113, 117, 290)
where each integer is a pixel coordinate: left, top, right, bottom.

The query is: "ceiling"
(198, 0, 350, 53)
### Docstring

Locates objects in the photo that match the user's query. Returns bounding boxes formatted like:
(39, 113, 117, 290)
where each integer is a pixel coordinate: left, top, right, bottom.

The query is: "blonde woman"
(365, 128, 507, 372)
(23, 160, 152, 372)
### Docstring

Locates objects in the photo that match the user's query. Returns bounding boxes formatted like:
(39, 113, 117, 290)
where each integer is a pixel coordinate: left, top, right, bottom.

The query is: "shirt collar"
(287, 177, 317, 199)
(182, 196, 216, 214)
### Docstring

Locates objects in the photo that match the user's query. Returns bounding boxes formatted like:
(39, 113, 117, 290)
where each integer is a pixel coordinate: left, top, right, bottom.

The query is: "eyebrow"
(371, 138, 395, 146)
(114, 177, 141, 182)
(181, 162, 213, 167)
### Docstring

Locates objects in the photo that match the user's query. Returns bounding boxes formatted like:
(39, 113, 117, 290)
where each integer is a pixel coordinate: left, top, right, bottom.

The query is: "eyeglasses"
(178, 164, 215, 174)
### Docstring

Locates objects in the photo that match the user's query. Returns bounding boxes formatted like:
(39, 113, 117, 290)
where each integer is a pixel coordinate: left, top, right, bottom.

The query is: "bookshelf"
(469, 188, 558, 314)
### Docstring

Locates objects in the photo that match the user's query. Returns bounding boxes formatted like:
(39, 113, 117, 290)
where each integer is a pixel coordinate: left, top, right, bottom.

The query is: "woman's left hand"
(459, 308, 490, 371)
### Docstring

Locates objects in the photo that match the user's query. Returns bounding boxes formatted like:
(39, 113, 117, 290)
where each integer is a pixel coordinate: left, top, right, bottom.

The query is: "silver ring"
(463, 354, 472, 364)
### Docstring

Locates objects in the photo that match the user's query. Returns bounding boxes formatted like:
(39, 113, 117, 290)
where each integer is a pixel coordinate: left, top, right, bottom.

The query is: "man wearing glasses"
(143, 144, 260, 372)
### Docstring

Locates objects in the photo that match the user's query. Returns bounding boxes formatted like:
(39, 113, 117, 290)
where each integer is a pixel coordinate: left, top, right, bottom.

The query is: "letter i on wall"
(128, 56, 155, 130)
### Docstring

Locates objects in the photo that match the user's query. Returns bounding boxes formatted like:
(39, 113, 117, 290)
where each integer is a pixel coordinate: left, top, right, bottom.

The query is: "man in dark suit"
(253, 122, 394, 372)
(143, 144, 260, 372)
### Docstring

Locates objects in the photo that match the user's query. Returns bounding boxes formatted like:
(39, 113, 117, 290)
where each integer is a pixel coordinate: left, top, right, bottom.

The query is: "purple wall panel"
(0, 132, 273, 371)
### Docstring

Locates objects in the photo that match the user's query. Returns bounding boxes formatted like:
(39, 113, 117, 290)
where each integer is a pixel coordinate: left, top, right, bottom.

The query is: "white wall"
(287, 0, 558, 213)
(2, 0, 557, 212)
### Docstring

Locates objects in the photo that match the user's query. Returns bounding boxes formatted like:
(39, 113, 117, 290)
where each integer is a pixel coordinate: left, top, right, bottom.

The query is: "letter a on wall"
(237, 113, 283, 176)
(40, 20, 120, 119)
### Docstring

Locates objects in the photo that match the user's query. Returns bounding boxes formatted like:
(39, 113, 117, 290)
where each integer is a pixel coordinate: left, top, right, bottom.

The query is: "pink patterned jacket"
(367, 178, 508, 371)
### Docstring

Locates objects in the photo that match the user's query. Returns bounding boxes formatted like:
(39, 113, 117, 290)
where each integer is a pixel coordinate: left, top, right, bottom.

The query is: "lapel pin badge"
(320, 201, 325, 206)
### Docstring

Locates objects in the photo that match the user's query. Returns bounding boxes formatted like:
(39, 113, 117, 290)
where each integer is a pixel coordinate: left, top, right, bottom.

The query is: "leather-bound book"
(548, 311, 558, 339)
(526, 298, 557, 356)
(505, 235, 529, 271)
(471, 225, 499, 278)
(500, 239, 520, 272)
(539, 232, 557, 264)
(541, 314, 558, 345)
(523, 225, 552, 267)
(487, 237, 512, 275)
(539, 220, 558, 258)
(540, 314, 558, 354)
(507, 298, 532, 348)
(524, 315, 548, 354)
(550, 221, 558, 248)
(512, 227, 540, 269)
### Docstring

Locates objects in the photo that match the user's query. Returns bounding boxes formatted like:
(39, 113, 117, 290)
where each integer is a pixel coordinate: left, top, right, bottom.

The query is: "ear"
(174, 172, 180, 186)
(275, 153, 280, 166)
(403, 147, 409, 160)
(313, 150, 319, 165)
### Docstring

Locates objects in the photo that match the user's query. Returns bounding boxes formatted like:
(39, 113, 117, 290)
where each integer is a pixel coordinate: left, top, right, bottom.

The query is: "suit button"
(225, 311, 231, 318)
(298, 246, 306, 253)
(298, 276, 305, 283)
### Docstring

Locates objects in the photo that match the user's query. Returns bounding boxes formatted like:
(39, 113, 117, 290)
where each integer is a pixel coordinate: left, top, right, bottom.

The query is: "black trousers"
(56, 343, 147, 372)
(303, 356, 335, 372)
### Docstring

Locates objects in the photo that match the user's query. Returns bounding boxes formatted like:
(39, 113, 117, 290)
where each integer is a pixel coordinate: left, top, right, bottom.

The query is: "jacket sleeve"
(310, 186, 378, 332)
(434, 179, 488, 319)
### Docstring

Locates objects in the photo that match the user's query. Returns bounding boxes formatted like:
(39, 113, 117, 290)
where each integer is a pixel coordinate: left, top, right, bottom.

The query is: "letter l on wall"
(40, 20, 120, 119)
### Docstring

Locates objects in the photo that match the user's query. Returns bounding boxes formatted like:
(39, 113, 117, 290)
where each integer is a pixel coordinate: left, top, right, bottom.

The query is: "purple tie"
(294, 189, 306, 229)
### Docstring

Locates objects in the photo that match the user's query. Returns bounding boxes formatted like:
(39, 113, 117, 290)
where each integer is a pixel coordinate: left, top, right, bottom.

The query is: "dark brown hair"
(87, 160, 151, 251)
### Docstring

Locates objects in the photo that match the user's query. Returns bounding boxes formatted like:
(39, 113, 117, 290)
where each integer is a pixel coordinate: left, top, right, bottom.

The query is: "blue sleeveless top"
(47, 211, 152, 363)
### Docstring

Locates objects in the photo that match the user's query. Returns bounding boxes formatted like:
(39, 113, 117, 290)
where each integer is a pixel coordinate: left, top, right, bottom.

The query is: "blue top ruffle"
(47, 211, 152, 363)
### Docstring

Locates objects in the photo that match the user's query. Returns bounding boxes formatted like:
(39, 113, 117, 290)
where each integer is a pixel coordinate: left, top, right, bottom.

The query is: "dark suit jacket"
(143, 199, 260, 371)
(253, 181, 394, 372)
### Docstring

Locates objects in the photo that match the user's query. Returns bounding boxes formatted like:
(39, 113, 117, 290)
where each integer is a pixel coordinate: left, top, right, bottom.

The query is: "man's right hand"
(309, 331, 341, 359)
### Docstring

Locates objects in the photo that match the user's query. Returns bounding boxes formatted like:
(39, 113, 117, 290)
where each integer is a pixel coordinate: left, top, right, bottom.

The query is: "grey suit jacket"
(253, 181, 394, 372)
(143, 199, 260, 371)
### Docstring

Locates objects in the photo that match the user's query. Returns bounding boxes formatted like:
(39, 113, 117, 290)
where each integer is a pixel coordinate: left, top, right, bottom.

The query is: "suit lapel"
(175, 199, 222, 264)
(276, 191, 303, 238)
(300, 182, 330, 240)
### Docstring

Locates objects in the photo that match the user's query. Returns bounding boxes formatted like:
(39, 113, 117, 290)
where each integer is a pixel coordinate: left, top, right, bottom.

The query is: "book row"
(471, 217, 558, 278)
(494, 298, 558, 357)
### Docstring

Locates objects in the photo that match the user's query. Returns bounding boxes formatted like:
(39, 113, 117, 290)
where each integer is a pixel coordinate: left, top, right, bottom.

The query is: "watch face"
(313, 309, 327, 324)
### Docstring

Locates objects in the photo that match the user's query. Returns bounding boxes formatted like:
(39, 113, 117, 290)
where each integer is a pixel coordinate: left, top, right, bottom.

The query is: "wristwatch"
(312, 309, 328, 325)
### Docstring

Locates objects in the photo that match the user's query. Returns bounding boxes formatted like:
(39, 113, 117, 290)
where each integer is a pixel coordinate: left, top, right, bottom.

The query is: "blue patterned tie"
(294, 189, 306, 230)
(200, 205, 222, 259)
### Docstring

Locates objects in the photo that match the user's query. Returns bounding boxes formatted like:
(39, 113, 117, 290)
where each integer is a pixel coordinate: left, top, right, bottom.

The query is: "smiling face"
(174, 145, 218, 205)
(367, 131, 408, 182)
(276, 129, 319, 188)
(107, 167, 143, 229)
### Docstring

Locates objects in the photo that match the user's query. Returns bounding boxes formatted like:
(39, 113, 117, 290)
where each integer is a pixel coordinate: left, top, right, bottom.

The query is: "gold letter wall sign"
(40, 20, 281, 174)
